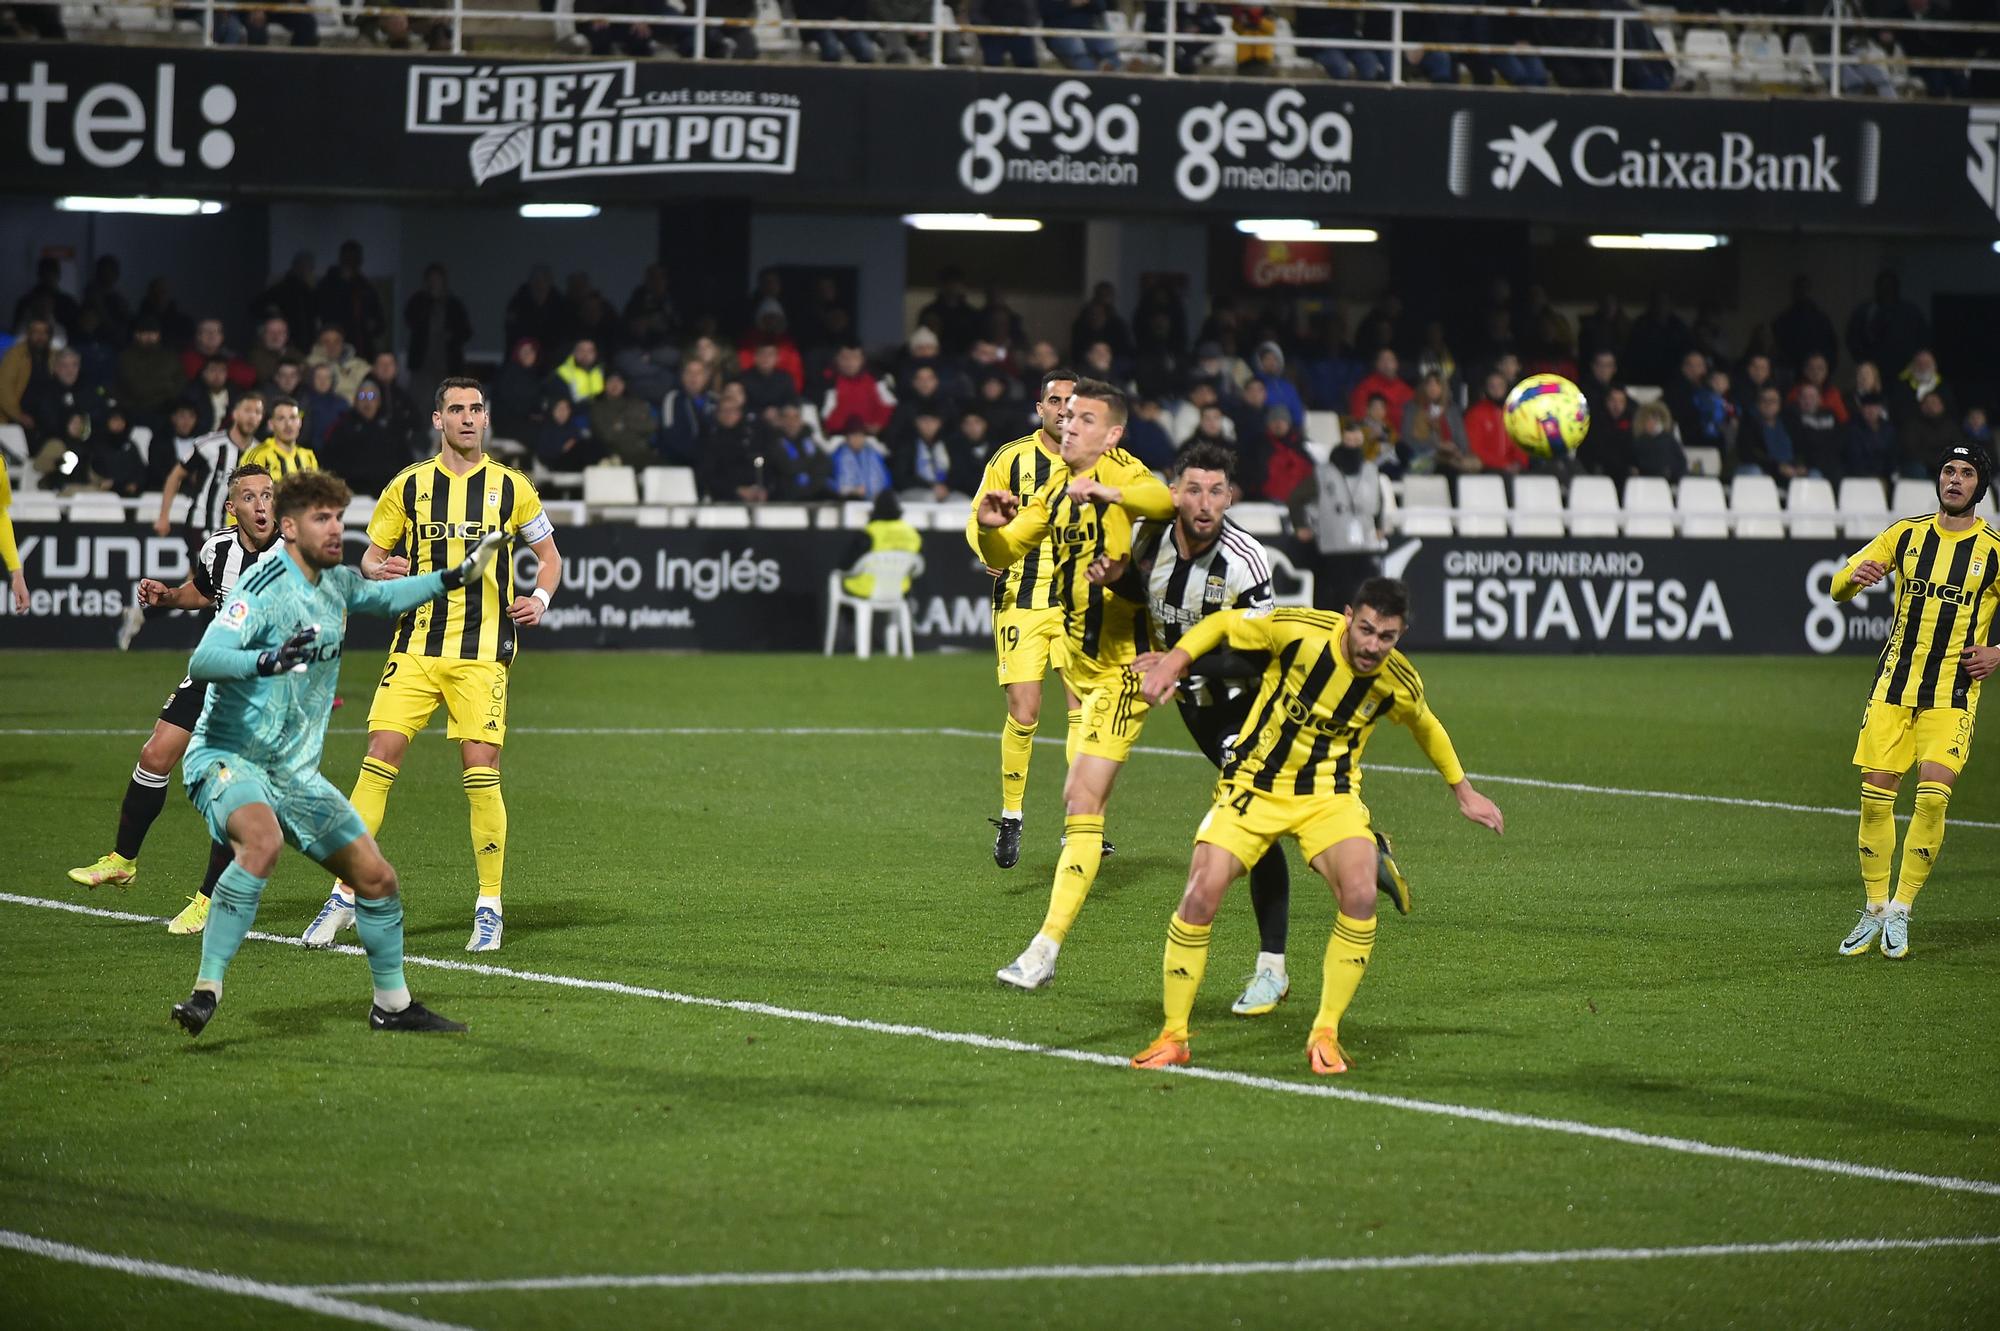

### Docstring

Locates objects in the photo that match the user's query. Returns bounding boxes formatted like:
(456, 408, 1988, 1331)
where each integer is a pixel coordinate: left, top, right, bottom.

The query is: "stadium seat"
(1728, 475, 1785, 538)
(824, 550, 926, 660)
(1677, 476, 1730, 538)
(1622, 477, 1676, 537)
(1737, 27, 1796, 87)
(1263, 545, 1316, 607)
(1624, 384, 1664, 407)
(1683, 446, 1723, 478)
(694, 504, 752, 528)
(1836, 477, 1888, 539)
(1785, 32, 1827, 90)
(1785, 477, 1838, 539)
(1399, 474, 1452, 537)
(1454, 475, 1509, 537)
(341, 495, 374, 528)
(1566, 475, 1621, 537)
(1231, 503, 1285, 537)
(753, 505, 810, 529)
(1509, 474, 1565, 537)
(9, 492, 61, 523)
(0, 423, 26, 467)
(635, 506, 673, 528)
(1305, 410, 1341, 446)
(1680, 29, 1737, 89)
(67, 493, 127, 523)
(581, 466, 639, 509)
(1888, 477, 1933, 517)
(641, 466, 699, 506)
(813, 503, 845, 529)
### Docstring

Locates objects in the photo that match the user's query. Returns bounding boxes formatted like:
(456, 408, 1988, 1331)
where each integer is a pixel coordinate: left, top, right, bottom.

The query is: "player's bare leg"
(459, 738, 506, 953)
(320, 834, 465, 1031)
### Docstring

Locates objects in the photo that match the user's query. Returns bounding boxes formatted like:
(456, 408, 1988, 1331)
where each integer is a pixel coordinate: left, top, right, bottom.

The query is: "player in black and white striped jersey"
(128, 393, 267, 650)
(69, 465, 279, 936)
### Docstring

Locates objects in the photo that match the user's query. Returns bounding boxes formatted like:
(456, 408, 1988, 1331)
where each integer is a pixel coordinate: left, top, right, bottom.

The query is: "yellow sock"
(1064, 707, 1084, 766)
(1311, 912, 1378, 1036)
(1000, 716, 1036, 814)
(1039, 813, 1103, 943)
(1858, 783, 1897, 909)
(1892, 781, 1951, 910)
(349, 757, 399, 838)
(1162, 912, 1212, 1041)
(462, 766, 506, 898)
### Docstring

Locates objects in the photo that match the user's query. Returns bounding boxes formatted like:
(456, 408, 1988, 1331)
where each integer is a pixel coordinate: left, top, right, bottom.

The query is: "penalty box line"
(5, 890, 1999, 1202)
(4, 725, 1994, 832)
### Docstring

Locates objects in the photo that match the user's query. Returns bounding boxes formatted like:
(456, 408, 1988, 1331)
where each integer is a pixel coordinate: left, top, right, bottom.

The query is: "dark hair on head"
(275, 468, 353, 521)
(1351, 577, 1411, 624)
(227, 462, 271, 491)
(1172, 440, 1237, 482)
(1069, 377, 1129, 427)
(871, 490, 903, 522)
(269, 396, 300, 413)
(434, 375, 485, 413)
(234, 388, 266, 406)
(206, 354, 230, 369)
(1039, 366, 1079, 396)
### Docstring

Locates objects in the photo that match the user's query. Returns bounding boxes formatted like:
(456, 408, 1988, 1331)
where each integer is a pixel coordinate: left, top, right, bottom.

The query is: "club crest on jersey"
(487, 491, 500, 507)
(1974, 560, 1986, 577)
(219, 597, 249, 629)
(415, 521, 495, 540)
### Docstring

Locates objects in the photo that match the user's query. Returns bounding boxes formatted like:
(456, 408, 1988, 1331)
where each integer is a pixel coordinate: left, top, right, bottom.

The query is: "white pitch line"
(0, 1228, 478, 1331)
(305, 1233, 2000, 1296)
(6, 891, 1997, 1201)
(5, 724, 1993, 831)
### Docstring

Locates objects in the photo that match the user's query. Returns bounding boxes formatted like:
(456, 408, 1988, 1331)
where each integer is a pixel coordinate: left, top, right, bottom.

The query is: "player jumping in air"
(1130, 580, 1504, 1075)
(170, 470, 505, 1037)
(1832, 442, 1999, 960)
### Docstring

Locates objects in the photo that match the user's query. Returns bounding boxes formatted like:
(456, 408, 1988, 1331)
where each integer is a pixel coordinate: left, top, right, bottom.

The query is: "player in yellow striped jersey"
(975, 378, 1176, 989)
(300, 377, 563, 955)
(965, 368, 1080, 870)
(1831, 443, 2000, 960)
(1130, 580, 1504, 1074)
(237, 397, 318, 485)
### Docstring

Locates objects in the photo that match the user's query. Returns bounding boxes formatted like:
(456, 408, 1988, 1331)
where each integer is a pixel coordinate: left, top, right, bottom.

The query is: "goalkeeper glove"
(441, 530, 508, 590)
(256, 624, 320, 676)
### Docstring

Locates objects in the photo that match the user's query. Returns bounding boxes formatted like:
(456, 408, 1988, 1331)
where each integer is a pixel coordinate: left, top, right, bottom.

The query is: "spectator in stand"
(1664, 351, 1715, 449)
(698, 397, 770, 503)
(246, 317, 301, 387)
(821, 344, 896, 436)
(1580, 384, 1636, 482)
(1465, 370, 1529, 473)
(972, 0, 1041, 66)
(1079, 340, 1131, 395)
(624, 263, 680, 350)
(590, 371, 659, 468)
(1964, 404, 1992, 448)
(179, 357, 235, 437)
(155, 402, 201, 489)
(1786, 352, 1849, 425)
(78, 255, 130, 344)
(1624, 291, 1692, 387)
(1771, 275, 1840, 378)
(916, 268, 983, 357)
(260, 359, 307, 419)
(1898, 391, 1959, 478)
(506, 265, 571, 354)
(367, 352, 421, 436)
(1847, 271, 1929, 379)
(1891, 349, 1949, 425)
(953, 411, 999, 489)
(1298, 315, 1364, 413)
(676, 0, 758, 58)
(1231, 5, 1278, 74)
(1225, 377, 1271, 465)
(1296, 0, 1387, 80)
(1414, 321, 1458, 390)
(1356, 393, 1400, 473)
(536, 395, 599, 472)
(550, 338, 606, 405)
(240, 2, 320, 45)
(795, 0, 878, 61)
(1259, 406, 1313, 503)
(738, 341, 801, 421)
(324, 379, 413, 497)
(766, 402, 833, 500)
(301, 363, 350, 447)
(1847, 392, 1898, 479)
(1473, 10, 1550, 85)
(307, 324, 369, 401)
(1702, 366, 1740, 459)
(12, 257, 80, 336)
(138, 278, 194, 349)
(736, 300, 805, 394)
(489, 339, 547, 445)
(1251, 341, 1306, 426)
(87, 403, 148, 498)
(659, 358, 718, 466)
(832, 421, 894, 499)
(1187, 402, 1235, 456)
(403, 263, 472, 400)
(1041, 0, 1118, 70)
(1734, 351, 1775, 418)
(1069, 295, 1135, 371)
(896, 409, 963, 502)
(1738, 385, 1806, 481)
(1347, 347, 1411, 425)
(1877, 0, 1970, 99)
(1576, 294, 1631, 362)
(579, 0, 671, 55)
(1579, 349, 1619, 417)
(1396, 1, 1456, 82)
(253, 252, 318, 340)
(1402, 372, 1477, 476)
(116, 317, 185, 422)
(1290, 423, 1385, 610)
(178, 318, 256, 390)
(1122, 398, 1176, 471)
(1630, 402, 1689, 482)
(29, 348, 108, 475)
(315, 241, 386, 358)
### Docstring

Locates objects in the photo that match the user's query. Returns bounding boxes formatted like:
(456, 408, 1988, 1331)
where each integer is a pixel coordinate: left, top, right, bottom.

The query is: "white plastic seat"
(1454, 475, 1509, 537)
(1737, 28, 1794, 85)
(1837, 477, 1889, 539)
(342, 495, 376, 528)
(1398, 474, 1452, 537)
(0, 423, 27, 467)
(641, 465, 699, 506)
(1729, 475, 1785, 538)
(1305, 410, 1341, 446)
(581, 466, 639, 508)
(1566, 475, 1621, 538)
(1262, 545, 1316, 607)
(693, 504, 752, 528)
(1680, 29, 1737, 88)
(824, 550, 926, 660)
(1677, 476, 1730, 538)
(1624, 384, 1664, 406)
(753, 505, 810, 529)
(67, 492, 128, 523)
(1890, 477, 1935, 518)
(1785, 476, 1838, 539)
(10, 491, 62, 523)
(1622, 477, 1676, 538)
(1509, 474, 1564, 537)
(1231, 503, 1284, 537)
(1785, 32, 1827, 90)
(1683, 446, 1723, 478)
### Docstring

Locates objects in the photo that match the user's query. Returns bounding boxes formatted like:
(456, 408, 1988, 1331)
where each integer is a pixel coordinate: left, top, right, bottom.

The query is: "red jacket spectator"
(737, 336, 804, 393)
(1348, 348, 1413, 424)
(820, 345, 895, 435)
(1465, 396, 1528, 472)
(1261, 432, 1313, 503)
(178, 317, 257, 390)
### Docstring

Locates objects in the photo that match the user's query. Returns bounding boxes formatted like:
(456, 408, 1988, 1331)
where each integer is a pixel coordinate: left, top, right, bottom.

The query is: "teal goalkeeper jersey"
(185, 548, 446, 784)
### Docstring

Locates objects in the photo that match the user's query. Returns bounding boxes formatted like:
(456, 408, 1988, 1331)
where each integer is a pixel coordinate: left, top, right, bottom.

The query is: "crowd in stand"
(2, 248, 1986, 525)
(2, 0, 1984, 98)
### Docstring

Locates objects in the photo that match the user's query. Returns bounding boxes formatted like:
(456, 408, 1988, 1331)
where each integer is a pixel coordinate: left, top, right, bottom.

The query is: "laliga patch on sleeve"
(219, 598, 250, 629)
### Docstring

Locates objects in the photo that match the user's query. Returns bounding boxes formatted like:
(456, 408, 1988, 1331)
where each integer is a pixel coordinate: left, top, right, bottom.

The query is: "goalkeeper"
(170, 470, 506, 1038)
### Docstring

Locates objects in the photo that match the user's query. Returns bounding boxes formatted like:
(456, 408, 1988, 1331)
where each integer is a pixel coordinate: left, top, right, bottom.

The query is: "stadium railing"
(33, 1, 2000, 99)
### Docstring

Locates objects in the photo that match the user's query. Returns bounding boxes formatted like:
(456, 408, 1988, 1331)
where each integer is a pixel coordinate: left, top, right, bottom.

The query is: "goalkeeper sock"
(1892, 781, 1951, 910)
(354, 893, 409, 1010)
(1161, 913, 1213, 1042)
(1039, 813, 1103, 943)
(1000, 715, 1036, 817)
(1311, 912, 1378, 1037)
(196, 862, 268, 987)
(1064, 707, 1084, 766)
(349, 757, 399, 838)
(197, 839, 232, 900)
(463, 767, 506, 899)
(1858, 782, 1897, 909)
(114, 763, 171, 861)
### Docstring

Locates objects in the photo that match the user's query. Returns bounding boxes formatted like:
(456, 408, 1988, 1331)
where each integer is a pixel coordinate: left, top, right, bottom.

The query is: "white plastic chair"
(1305, 410, 1341, 446)
(1399, 474, 1452, 537)
(1509, 475, 1564, 537)
(581, 466, 639, 508)
(1677, 476, 1730, 538)
(0, 423, 27, 467)
(1682, 446, 1723, 478)
(1737, 28, 1794, 86)
(1455, 475, 1509, 537)
(1622, 477, 1676, 538)
(1566, 475, 1622, 538)
(1890, 477, 1935, 518)
(1728, 475, 1786, 539)
(1231, 503, 1285, 537)
(1786, 476, 1838, 539)
(753, 505, 810, 529)
(342, 495, 376, 528)
(1681, 28, 1737, 89)
(641, 466, 699, 506)
(10, 491, 62, 523)
(67, 492, 128, 523)
(824, 549, 926, 659)
(1836, 477, 1888, 539)
(1263, 545, 1316, 607)
(694, 504, 752, 528)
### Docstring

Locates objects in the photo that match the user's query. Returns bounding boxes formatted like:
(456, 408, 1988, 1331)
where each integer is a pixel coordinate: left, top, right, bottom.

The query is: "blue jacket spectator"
(1040, 0, 1117, 70)
(831, 427, 894, 499)
(659, 360, 717, 466)
(1252, 341, 1307, 426)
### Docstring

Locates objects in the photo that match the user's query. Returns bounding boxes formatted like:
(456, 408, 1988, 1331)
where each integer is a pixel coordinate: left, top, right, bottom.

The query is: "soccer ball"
(1504, 374, 1590, 460)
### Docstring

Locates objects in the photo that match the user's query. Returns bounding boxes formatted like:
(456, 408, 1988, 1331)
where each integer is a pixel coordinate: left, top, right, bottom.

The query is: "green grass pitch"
(1, 649, 1997, 1330)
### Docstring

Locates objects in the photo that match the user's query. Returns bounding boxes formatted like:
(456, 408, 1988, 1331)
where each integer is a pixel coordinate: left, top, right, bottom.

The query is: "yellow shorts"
(994, 606, 1067, 687)
(366, 653, 511, 745)
(1066, 652, 1150, 762)
(1196, 778, 1374, 869)
(1853, 702, 1973, 776)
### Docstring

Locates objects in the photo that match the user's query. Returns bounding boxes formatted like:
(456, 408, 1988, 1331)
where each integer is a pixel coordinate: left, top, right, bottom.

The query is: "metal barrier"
(29, 1, 2000, 99)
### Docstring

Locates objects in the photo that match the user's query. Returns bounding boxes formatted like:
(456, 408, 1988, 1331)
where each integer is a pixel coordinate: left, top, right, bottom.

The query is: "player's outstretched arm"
(973, 487, 1046, 569)
(138, 576, 210, 612)
(1450, 780, 1505, 835)
(344, 531, 505, 617)
(1401, 704, 1503, 834)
